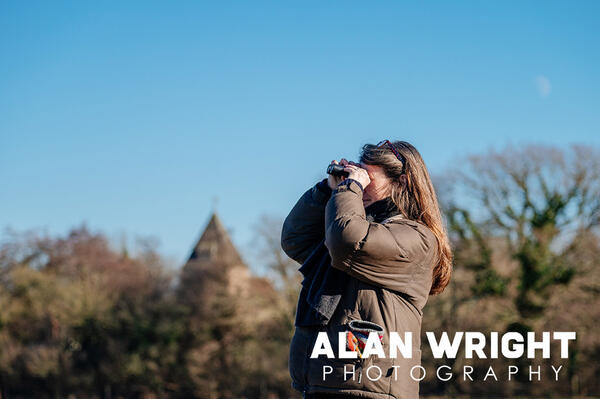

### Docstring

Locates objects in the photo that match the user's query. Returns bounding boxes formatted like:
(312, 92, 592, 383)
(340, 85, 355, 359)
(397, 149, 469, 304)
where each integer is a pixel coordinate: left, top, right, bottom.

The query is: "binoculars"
(326, 164, 349, 177)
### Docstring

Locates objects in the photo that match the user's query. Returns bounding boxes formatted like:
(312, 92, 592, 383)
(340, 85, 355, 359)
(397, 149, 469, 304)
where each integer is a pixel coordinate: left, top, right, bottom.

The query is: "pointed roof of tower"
(184, 212, 246, 270)
(178, 211, 279, 323)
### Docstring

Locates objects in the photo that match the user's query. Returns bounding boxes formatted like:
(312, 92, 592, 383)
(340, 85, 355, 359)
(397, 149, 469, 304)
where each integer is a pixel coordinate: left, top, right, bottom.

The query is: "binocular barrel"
(327, 164, 349, 177)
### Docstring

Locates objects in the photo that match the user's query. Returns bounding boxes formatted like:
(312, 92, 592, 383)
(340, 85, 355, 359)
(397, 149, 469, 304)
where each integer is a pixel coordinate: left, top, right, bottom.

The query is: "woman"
(281, 140, 452, 399)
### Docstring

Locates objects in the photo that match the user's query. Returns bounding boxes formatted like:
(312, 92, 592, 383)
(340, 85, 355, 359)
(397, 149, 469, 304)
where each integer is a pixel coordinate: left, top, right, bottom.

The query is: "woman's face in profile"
(360, 163, 392, 207)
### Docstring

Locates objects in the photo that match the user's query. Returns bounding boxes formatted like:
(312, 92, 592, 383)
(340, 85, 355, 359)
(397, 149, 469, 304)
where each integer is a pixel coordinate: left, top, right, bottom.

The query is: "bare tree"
(430, 144, 600, 396)
(251, 214, 301, 319)
(443, 144, 600, 328)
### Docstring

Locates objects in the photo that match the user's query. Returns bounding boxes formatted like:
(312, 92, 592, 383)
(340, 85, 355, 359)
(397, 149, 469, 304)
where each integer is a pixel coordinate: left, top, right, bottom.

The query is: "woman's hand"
(343, 164, 371, 190)
(327, 158, 371, 190)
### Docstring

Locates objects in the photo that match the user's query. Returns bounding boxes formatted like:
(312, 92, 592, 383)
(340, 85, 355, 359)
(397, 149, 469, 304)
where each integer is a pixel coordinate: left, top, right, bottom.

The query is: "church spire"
(184, 211, 245, 271)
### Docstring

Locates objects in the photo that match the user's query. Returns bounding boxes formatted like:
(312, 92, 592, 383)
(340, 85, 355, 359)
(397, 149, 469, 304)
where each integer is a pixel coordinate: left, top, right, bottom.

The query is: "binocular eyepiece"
(326, 164, 349, 177)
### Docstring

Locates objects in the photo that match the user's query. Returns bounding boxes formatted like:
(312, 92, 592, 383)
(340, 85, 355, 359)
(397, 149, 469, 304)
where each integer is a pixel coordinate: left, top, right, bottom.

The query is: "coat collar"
(365, 197, 402, 223)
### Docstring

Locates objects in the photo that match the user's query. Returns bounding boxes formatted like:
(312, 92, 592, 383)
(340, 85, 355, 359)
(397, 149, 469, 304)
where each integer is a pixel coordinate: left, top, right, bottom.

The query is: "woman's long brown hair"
(360, 141, 452, 295)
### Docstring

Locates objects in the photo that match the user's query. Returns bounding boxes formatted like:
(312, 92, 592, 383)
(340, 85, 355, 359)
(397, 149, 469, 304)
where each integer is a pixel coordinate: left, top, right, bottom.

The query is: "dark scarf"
(295, 196, 401, 327)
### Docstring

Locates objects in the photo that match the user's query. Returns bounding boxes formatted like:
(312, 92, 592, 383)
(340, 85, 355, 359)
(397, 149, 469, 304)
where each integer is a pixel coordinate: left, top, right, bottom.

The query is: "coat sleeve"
(324, 179, 433, 292)
(281, 179, 332, 265)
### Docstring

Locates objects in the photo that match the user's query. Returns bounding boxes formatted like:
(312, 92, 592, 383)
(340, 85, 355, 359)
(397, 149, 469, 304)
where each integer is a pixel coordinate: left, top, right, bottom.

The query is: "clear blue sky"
(1, 1, 598, 273)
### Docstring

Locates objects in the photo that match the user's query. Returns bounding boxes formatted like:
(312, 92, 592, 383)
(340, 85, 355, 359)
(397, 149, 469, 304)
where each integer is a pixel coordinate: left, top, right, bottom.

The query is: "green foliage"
(472, 269, 508, 297)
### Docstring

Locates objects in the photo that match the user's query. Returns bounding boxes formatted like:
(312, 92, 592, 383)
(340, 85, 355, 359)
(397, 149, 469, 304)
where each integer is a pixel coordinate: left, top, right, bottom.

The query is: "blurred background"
(1, 1, 599, 398)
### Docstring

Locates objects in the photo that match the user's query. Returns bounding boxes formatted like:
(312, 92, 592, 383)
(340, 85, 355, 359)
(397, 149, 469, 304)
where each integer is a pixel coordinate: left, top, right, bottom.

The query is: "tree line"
(0, 144, 599, 398)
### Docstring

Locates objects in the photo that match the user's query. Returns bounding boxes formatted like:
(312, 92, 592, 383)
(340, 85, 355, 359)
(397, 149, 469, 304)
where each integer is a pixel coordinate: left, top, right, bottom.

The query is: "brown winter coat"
(281, 179, 438, 399)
